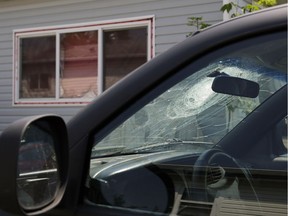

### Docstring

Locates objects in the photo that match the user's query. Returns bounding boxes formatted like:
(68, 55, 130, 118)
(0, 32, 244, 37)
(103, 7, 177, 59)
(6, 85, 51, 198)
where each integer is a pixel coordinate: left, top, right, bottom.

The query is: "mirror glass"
(17, 121, 59, 209)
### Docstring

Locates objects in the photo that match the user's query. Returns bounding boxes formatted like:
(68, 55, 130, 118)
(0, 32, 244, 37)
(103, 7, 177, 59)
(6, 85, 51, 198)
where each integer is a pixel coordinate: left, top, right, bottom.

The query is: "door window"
(87, 32, 287, 215)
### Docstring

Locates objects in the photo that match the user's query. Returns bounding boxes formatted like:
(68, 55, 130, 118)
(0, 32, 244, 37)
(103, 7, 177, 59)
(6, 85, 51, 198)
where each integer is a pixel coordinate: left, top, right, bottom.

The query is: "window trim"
(13, 15, 155, 106)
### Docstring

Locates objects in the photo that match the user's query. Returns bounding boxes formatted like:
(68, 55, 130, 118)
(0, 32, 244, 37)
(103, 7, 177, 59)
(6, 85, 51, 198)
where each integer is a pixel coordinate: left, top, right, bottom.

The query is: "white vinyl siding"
(0, 0, 223, 133)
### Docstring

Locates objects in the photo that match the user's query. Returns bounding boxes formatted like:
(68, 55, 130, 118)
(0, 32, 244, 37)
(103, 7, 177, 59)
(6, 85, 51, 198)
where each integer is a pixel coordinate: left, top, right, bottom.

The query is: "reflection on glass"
(17, 122, 59, 209)
(19, 36, 56, 99)
(104, 27, 148, 90)
(60, 31, 98, 99)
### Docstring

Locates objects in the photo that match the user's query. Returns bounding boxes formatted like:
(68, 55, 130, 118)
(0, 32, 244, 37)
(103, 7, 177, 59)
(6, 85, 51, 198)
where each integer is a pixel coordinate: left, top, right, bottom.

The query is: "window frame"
(13, 16, 155, 106)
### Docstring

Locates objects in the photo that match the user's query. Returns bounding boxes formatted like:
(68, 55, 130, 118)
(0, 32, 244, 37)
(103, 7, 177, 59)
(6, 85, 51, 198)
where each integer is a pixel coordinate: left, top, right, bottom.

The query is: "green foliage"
(258, 0, 278, 7)
(220, 2, 261, 17)
(187, 0, 278, 36)
(220, 2, 234, 14)
(187, 17, 211, 30)
(186, 17, 211, 36)
(221, 0, 278, 17)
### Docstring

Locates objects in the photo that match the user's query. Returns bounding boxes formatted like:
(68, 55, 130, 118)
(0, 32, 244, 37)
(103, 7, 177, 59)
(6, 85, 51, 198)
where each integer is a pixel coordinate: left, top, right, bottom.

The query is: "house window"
(14, 16, 154, 105)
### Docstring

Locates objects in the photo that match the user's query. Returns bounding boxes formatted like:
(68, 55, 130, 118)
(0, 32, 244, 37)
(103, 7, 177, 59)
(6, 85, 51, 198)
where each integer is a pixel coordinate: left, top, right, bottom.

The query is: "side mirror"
(212, 76, 259, 98)
(0, 115, 68, 215)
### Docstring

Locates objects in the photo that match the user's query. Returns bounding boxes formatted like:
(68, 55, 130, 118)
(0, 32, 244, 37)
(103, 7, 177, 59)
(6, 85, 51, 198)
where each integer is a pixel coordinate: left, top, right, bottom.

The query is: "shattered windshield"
(92, 60, 286, 157)
(92, 38, 287, 158)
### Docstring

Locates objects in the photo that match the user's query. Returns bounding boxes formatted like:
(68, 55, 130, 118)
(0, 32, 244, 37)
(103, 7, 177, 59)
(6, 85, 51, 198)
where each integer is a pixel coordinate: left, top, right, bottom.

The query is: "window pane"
(60, 31, 98, 99)
(20, 36, 56, 98)
(104, 27, 147, 90)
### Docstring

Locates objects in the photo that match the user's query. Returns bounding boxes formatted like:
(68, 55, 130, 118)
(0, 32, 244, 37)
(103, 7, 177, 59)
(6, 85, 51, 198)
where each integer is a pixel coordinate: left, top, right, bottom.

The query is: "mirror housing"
(212, 76, 259, 98)
(0, 115, 68, 215)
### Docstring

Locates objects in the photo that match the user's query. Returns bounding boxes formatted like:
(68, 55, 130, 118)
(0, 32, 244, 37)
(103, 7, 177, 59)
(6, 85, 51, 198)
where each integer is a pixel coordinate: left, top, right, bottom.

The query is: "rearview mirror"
(212, 76, 259, 98)
(0, 115, 68, 215)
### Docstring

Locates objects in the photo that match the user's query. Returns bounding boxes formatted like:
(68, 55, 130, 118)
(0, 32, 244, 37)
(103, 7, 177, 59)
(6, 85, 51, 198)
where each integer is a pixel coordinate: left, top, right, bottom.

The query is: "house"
(0, 0, 235, 133)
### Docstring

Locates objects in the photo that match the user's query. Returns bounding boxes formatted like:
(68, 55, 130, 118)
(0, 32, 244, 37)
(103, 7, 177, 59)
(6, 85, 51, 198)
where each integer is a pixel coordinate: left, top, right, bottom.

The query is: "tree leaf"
(220, 3, 233, 13)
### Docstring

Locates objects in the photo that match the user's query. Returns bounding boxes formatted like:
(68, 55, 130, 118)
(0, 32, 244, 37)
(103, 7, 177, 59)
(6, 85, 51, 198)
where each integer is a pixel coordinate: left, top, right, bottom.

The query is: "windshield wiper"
(91, 146, 125, 158)
(91, 140, 214, 158)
